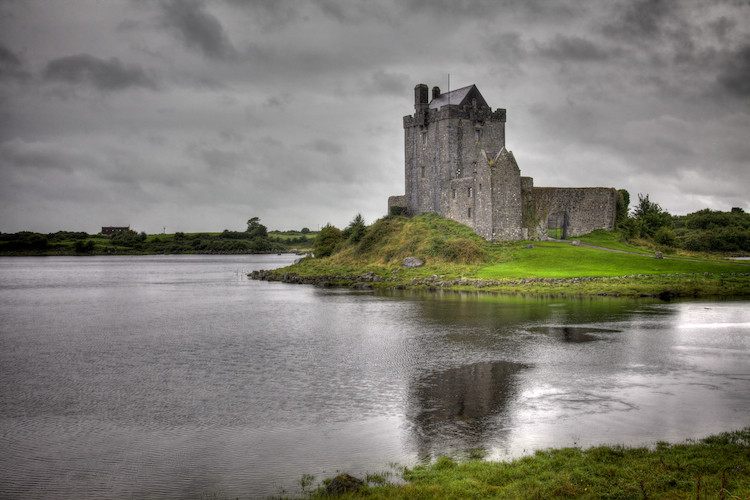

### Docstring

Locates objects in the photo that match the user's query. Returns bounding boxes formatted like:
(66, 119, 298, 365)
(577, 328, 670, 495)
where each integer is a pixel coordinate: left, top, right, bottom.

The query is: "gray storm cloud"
(43, 54, 159, 91)
(0, 0, 748, 233)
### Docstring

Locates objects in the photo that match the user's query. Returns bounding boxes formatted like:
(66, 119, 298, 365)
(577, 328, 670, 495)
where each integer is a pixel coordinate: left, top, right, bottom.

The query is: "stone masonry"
(388, 84, 616, 241)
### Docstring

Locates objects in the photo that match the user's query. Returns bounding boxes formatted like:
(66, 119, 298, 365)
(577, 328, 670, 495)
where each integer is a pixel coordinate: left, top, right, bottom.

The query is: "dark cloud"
(0, 139, 78, 173)
(709, 16, 736, 41)
(160, 0, 237, 60)
(0, 43, 28, 81)
(717, 44, 750, 98)
(312, 0, 361, 23)
(196, 146, 244, 172)
(263, 94, 292, 108)
(225, 0, 301, 30)
(399, 0, 578, 22)
(304, 139, 343, 156)
(536, 35, 610, 61)
(42, 54, 158, 91)
(366, 70, 409, 96)
(604, 0, 677, 40)
(481, 32, 526, 73)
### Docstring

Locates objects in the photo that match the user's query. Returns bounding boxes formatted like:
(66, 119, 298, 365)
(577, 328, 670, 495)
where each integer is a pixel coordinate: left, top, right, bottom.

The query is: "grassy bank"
(254, 214, 750, 298)
(295, 428, 750, 499)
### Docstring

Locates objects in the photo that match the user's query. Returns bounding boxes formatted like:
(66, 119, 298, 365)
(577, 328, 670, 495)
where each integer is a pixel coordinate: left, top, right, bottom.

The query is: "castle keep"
(388, 84, 617, 241)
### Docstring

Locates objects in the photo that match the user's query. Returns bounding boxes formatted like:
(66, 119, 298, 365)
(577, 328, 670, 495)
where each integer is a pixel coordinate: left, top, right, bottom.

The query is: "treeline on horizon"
(0, 217, 315, 255)
(2, 196, 750, 256)
(613, 191, 750, 254)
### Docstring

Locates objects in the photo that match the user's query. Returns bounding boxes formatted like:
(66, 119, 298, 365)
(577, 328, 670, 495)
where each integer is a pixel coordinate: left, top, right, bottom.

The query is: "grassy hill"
(259, 214, 750, 298)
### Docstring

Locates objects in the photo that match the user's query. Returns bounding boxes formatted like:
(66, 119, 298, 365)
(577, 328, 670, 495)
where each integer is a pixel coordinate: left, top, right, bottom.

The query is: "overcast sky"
(1, 0, 748, 234)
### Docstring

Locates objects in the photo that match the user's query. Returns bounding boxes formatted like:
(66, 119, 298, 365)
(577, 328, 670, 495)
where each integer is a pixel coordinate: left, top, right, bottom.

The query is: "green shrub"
(343, 214, 368, 243)
(313, 224, 344, 257)
(654, 226, 676, 247)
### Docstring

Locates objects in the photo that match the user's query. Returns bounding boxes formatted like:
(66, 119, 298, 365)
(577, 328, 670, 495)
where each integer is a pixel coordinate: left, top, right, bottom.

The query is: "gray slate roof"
(428, 84, 489, 110)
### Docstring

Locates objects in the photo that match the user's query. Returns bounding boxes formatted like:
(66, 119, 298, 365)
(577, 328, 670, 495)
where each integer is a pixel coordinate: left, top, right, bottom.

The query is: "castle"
(388, 84, 617, 241)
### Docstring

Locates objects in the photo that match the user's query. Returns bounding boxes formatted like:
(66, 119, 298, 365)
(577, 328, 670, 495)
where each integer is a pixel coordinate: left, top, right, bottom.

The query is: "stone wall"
(489, 149, 524, 241)
(524, 187, 617, 239)
(387, 195, 406, 215)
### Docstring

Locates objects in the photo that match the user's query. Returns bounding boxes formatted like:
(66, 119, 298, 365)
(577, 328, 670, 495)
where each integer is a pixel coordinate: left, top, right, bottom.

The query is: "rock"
(654, 251, 663, 259)
(402, 257, 425, 268)
(324, 473, 364, 496)
(571, 240, 581, 246)
(658, 289, 675, 301)
(349, 283, 373, 289)
(525, 243, 533, 249)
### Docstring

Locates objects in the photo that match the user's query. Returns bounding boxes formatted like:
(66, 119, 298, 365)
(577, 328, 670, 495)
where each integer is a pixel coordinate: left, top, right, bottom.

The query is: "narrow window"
(452, 188, 456, 199)
(468, 207, 472, 218)
(422, 132, 427, 144)
(474, 129, 481, 142)
(456, 167, 462, 179)
(479, 183, 482, 192)
(468, 187, 473, 198)
(421, 166, 425, 178)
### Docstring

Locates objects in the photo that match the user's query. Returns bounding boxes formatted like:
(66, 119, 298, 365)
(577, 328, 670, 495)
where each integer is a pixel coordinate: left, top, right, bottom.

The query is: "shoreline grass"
(287, 428, 750, 499)
(253, 215, 750, 298)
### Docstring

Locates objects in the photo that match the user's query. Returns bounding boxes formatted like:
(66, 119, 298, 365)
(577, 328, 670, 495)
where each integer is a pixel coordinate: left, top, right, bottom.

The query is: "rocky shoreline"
(249, 269, 750, 297)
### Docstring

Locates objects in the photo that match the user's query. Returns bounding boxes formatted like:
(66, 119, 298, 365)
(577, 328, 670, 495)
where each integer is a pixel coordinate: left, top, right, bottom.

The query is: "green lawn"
(575, 230, 652, 254)
(477, 241, 749, 279)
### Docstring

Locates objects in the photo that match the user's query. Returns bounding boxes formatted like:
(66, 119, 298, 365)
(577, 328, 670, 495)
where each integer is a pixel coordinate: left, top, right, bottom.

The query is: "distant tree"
(342, 213, 367, 243)
(631, 193, 672, 238)
(246, 217, 268, 239)
(6, 232, 48, 251)
(74, 240, 95, 253)
(301, 227, 310, 234)
(313, 224, 343, 257)
(731, 207, 745, 214)
(110, 230, 141, 248)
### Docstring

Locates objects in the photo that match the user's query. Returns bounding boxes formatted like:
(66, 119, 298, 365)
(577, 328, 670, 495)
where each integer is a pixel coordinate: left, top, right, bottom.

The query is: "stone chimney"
(415, 84, 429, 127)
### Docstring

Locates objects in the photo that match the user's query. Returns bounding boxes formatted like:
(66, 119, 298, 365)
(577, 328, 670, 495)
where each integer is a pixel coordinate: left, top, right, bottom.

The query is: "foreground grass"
(258, 214, 750, 298)
(297, 428, 750, 499)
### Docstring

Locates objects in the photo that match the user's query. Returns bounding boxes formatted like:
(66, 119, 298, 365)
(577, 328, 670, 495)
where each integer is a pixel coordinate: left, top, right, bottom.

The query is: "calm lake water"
(1, 255, 749, 499)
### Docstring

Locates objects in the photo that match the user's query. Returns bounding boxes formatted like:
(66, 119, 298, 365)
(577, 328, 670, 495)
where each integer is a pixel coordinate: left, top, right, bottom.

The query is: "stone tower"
(396, 84, 523, 240)
(388, 83, 616, 241)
